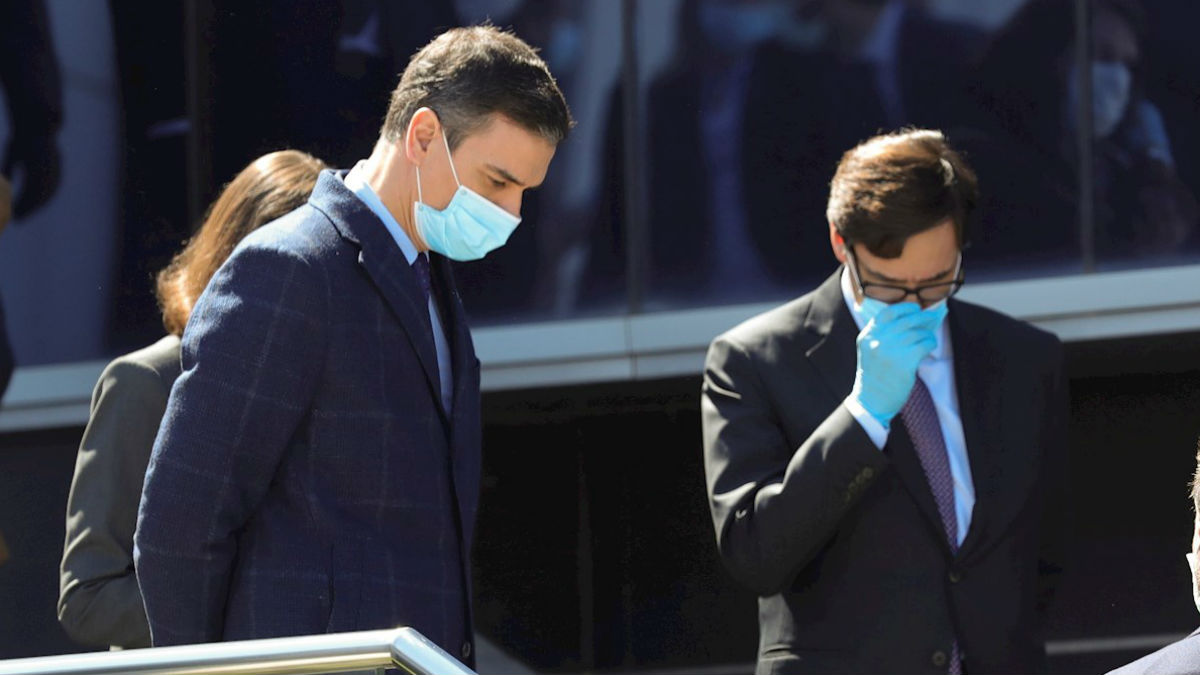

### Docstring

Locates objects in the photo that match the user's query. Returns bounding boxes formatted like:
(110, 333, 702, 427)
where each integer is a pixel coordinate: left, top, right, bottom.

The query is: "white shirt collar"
(839, 266, 950, 361)
(343, 160, 419, 265)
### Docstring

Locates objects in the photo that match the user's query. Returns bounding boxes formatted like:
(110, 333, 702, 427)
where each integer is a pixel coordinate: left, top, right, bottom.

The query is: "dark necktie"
(900, 377, 963, 674)
(412, 253, 434, 306)
(412, 253, 439, 376)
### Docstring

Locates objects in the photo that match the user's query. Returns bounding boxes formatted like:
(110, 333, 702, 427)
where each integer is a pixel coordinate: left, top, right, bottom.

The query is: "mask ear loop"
(440, 128, 462, 188)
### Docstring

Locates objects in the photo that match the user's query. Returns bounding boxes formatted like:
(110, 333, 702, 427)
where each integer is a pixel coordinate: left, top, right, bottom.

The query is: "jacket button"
(931, 650, 948, 667)
(461, 640, 472, 660)
(948, 569, 962, 583)
(862, 467, 875, 480)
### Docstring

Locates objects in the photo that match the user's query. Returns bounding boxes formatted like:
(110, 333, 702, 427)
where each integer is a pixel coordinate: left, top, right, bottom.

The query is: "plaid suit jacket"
(134, 171, 482, 665)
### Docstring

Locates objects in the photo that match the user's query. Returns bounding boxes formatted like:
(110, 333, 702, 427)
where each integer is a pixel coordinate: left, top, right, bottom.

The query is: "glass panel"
(0, 1, 173, 368)
(632, 0, 1023, 310)
(449, 0, 629, 323)
(946, 0, 1090, 278)
(1088, 0, 1200, 270)
(198, 0, 627, 325)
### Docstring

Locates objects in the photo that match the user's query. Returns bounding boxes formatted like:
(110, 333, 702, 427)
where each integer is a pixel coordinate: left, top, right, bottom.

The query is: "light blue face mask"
(413, 130, 521, 261)
(1067, 60, 1132, 139)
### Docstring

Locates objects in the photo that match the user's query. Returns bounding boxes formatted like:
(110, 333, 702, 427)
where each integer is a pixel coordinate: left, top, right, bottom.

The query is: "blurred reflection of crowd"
(3, 0, 1200, 373)
(957, 0, 1198, 271)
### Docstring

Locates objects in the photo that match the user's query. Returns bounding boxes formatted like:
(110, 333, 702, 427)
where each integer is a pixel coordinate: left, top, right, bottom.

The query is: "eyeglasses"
(845, 247, 964, 304)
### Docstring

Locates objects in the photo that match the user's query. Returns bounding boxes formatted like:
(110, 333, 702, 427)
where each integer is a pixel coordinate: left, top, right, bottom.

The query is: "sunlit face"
(832, 218, 961, 308)
(422, 113, 556, 219)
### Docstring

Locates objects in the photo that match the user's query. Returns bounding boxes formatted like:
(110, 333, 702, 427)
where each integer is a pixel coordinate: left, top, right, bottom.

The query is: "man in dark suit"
(1108, 442, 1200, 675)
(134, 26, 572, 666)
(701, 129, 1069, 674)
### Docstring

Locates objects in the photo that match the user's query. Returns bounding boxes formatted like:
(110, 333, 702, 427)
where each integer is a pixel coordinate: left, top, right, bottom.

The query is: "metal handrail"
(0, 627, 476, 675)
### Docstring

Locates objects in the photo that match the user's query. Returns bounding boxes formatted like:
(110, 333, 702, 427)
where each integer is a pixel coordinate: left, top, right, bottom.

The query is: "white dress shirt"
(839, 268, 975, 545)
(343, 162, 454, 413)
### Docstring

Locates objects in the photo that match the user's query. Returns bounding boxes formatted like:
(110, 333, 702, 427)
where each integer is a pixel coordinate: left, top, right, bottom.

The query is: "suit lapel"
(949, 302, 1005, 562)
(801, 271, 858, 408)
(313, 171, 446, 419)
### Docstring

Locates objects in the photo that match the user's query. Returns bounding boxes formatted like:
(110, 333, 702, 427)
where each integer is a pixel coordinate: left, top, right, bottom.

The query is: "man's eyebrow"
(862, 261, 956, 285)
(486, 163, 526, 187)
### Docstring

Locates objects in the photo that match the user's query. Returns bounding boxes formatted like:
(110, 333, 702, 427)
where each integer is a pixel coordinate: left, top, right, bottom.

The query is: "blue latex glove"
(849, 301, 947, 426)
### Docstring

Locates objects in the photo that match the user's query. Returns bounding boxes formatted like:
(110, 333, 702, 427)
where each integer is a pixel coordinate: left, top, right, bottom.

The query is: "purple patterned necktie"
(900, 377, 963, 675)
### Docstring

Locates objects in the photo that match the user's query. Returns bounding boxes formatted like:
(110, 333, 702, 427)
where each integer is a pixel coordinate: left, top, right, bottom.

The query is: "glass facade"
(1, 0, 1197, 369)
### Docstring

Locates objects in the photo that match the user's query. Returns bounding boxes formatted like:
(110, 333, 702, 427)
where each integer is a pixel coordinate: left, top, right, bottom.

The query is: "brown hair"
(381, 25, 573, 150)
(827, 128, 979, 258)
(155, 149, 326, 336)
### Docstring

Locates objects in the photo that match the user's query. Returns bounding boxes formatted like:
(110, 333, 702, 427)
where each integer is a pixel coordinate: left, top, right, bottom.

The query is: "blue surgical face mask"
(1067, 60, 1132, 139)
(857, 296, 949, 331)
(414, 130, 521, 261)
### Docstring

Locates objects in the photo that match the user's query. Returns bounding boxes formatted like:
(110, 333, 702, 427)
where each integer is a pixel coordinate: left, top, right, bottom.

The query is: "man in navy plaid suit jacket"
(134, 25, 572, 666)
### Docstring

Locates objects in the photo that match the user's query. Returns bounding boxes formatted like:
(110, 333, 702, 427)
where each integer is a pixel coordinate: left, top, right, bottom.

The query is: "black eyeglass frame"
(844, 245, 965, 304)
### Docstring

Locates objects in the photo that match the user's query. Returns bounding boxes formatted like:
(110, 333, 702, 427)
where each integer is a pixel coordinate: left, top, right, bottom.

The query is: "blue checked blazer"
(134, 171, 482, 664)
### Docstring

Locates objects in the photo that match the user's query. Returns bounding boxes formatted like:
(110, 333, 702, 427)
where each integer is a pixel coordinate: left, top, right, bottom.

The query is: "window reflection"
(625, 0, 991, 310)
(959, 0, 1199, 274)
(4, 0, 1200, 378)
(450, 0, 627, 322)
(0, 0, 119, 367)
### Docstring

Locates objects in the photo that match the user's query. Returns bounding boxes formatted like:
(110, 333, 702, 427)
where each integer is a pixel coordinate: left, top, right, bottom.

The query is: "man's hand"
(849, 302, 944, 426)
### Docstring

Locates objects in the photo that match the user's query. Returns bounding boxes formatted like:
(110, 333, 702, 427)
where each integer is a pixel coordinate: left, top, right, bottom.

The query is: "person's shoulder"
(712, 287, 826, 356)
(1107, 629, 1200, 675)
(235, 203, 340, 263)
(952, 297, 1061, 352)
(97, 335, 183, 400)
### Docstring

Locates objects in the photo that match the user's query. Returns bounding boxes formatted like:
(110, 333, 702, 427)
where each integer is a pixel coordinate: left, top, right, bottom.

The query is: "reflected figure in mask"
(961, 0, 1197, 267)
(1107, 440, 1200, 674)
(740, 0, 985, 287)
(589, 0, 823, 308)
(57, 150, 326, 649)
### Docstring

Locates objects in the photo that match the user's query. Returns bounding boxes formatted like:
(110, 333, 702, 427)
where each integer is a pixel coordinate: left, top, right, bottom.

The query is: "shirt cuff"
(843, 396, 889, 450)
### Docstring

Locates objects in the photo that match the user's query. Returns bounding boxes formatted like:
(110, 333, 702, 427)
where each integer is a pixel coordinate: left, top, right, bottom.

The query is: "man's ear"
(830, 222, 848, 264)
(404, 107, 442, 166)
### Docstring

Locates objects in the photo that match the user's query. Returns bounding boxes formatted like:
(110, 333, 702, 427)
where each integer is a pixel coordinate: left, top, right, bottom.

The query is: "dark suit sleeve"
(1036, 339, 1071, 616)
(58, 357, 167, 648)
(134, 242, 328, 645)
(701, 334, 888, 596)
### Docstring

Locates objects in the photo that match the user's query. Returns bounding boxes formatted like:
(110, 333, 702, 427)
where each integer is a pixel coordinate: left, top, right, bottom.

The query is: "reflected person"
(962, 0, 1197, 265)
(57, 150, 326, 649)
(702, 129, 1070, 673)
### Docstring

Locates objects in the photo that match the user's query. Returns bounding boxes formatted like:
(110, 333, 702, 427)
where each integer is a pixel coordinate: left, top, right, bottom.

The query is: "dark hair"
(826, 128, 979, 258)
(381, 25, 573, 150)
(156, 150, 326, 336)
